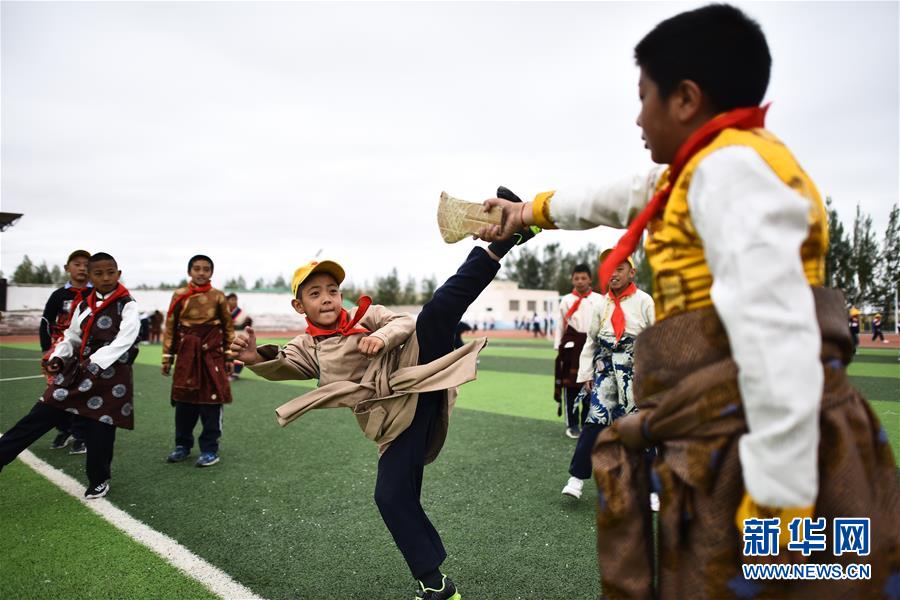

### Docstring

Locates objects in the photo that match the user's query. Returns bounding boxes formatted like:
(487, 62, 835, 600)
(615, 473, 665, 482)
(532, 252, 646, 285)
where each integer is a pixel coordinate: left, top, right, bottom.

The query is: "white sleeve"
(548, 167, 665, 230)
(88, 302, 141, 370)
(643, 293, 656, 328)
(688, 146, 822, 508)
(577, 302, 602, 383)
(553, 297, 566, 350)
(49, 306, 85, 361)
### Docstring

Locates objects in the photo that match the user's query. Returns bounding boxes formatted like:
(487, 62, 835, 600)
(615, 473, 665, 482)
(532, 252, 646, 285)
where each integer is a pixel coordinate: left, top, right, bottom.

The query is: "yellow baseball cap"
(291, 260, 345, 297)
(849, 307, 861, 317)
(599, 248, 635, 268)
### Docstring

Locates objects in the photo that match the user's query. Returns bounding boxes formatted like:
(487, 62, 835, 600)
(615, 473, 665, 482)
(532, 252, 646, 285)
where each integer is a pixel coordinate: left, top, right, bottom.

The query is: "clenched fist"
(357, 335, 385, 358)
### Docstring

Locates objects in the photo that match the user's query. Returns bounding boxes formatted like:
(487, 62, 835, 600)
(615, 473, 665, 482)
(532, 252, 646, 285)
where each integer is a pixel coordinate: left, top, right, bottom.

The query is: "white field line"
(0, 375, 44, 382)
(12, 446, 266, 600)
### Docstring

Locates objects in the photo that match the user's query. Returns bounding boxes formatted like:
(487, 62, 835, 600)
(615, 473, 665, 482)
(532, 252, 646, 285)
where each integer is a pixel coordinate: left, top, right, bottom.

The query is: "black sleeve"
(40, 288, 65, 352)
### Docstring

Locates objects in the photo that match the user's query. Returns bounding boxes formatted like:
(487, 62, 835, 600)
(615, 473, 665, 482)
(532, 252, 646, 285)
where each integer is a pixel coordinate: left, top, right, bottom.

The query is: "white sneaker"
(561, 476, 584, 499)
(650, 492, 660, 512)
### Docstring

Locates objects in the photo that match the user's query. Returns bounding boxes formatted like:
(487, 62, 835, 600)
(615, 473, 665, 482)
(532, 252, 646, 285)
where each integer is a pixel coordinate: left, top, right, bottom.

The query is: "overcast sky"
(2, 1, 897, 289)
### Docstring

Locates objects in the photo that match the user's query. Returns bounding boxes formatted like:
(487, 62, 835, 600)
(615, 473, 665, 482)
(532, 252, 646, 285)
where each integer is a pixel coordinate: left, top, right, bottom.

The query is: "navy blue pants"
(568, 422, 604, 479)
(174, 402, 223, 454)
(0, 402, 117, 487)
(374, 247, 499, 579)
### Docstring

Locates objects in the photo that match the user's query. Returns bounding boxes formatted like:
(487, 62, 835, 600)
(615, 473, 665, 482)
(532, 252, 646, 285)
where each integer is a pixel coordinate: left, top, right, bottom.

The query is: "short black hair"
(635, 4, 771, 113)
(188, 254, 214, 272)
(88, 252, 117, 267)
(226, 293, 238, 300)
(572, 263, 591, 276)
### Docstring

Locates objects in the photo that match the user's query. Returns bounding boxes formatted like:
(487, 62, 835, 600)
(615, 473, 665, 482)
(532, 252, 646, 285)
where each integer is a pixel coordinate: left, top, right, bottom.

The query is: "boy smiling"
(0, 252, 140, 499)
(232, 200, 536, 600)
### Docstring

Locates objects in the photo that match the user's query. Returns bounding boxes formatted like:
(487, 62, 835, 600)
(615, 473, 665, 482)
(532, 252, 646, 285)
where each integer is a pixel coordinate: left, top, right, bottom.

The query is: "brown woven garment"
(591, 287, 899, 599)
(555, 325, 588, 401)
(171, 324, 233, 405)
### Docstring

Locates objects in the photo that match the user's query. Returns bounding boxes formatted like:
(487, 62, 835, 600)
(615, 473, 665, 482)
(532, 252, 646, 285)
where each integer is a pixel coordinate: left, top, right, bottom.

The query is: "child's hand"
(231, 327, 262, 365)
(582, 380, 594, 392)
(161, 359, 172, 376)
(358, 335, 385, 358)
(476, 198, 526, 241)
(44, 357, 64, 374)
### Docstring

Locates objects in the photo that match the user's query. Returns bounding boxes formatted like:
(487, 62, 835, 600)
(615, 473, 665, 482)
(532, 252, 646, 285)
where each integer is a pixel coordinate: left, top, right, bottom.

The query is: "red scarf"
(305, 296, 372, 338)
(61, 286, 89, 328)
(598, 105, 769, 292)
(608, 282, 637, 342)
(167, 282, 212, 317)
(563, 289, 592, 331)
(79, 284, 131, 357)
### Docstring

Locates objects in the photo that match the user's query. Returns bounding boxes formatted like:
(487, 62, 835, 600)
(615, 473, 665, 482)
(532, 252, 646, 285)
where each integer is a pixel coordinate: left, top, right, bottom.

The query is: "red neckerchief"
(167, 282, 212, 317)
(563, 289, 592, 331)
(598, 105, 769, 292)
(58, 286, 88, 330)
(79, 284, 131, 357)
(305, 296, 372, 338)
(608, 282, 637, 342)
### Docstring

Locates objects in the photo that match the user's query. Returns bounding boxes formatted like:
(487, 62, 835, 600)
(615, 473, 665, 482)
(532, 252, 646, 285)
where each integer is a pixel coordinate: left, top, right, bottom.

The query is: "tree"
(420, 275, 438, 302)
(401, 276, 417, 305)
(373, 268, 401, 305)
(273, 274, 288, 289)
(825, 197, 856, 299)
(50, 265, 64, 285)
(876, 203, 899, 329)
(253, 278, 265, 290)
(851, 203, 879, 306)
(12, 255, 36, 283)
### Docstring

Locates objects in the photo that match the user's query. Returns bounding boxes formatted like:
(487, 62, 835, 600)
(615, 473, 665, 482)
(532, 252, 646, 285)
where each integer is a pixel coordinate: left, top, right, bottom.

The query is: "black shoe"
(497, 186, 540, 246)
(69, 440, 87, 455)
(50, 433, 73, 450)
(415, 575, 461, 600)
(487, 186, 540, 258)
(84, 481, 109, 499)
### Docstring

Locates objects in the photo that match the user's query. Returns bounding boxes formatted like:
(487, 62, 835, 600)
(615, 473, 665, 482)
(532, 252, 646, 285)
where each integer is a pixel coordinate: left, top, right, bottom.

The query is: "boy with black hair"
(0, 252, 140, 499)
(231, 192, 536, 600)
(162, 254, 235, 468)
(478, 4, 897, 597)
(553, 262, 601, 438)
(40, 249, 91, 453)
(561, 251, 653, 501)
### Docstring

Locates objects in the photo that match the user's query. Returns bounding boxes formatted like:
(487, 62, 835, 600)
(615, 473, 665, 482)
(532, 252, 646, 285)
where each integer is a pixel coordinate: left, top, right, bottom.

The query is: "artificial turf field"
(1, 339, 897, 600)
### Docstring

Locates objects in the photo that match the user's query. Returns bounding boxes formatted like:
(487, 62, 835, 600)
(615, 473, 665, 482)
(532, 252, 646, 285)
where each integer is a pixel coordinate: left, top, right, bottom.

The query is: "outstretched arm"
(477, 168, 664, 241)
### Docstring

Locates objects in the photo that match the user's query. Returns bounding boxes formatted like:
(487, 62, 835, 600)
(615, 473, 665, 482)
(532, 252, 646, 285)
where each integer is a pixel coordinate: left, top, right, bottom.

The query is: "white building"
(460, 280, 560, 330)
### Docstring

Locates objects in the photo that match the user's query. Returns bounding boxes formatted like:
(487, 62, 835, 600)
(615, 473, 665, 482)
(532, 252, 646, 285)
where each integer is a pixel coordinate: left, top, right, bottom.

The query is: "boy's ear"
(290, 298, 305, 315)
(671, 79, 705, 123)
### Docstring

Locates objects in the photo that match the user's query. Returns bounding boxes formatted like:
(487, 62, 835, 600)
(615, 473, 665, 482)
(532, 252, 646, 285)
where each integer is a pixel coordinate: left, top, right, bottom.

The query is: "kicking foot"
(561, 476, 584, 499)
(416, 575, 461, 600)
(68, 440, 87, 455)
(564, 427, 580, 439)
(486, 186, 540, 258)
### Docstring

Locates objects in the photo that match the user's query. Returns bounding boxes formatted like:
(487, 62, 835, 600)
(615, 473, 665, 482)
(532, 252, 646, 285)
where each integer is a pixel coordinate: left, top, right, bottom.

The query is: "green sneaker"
(415, 575, 461, 600)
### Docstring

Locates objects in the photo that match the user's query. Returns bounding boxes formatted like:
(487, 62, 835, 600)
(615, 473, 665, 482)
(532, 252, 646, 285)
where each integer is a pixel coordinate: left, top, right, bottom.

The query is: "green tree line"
(8, 200, 898, 322)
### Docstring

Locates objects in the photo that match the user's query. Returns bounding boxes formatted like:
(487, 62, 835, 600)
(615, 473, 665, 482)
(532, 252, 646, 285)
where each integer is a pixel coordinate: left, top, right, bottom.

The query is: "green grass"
(0, 339, 897, 600)
(0, 461, 217, 600)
